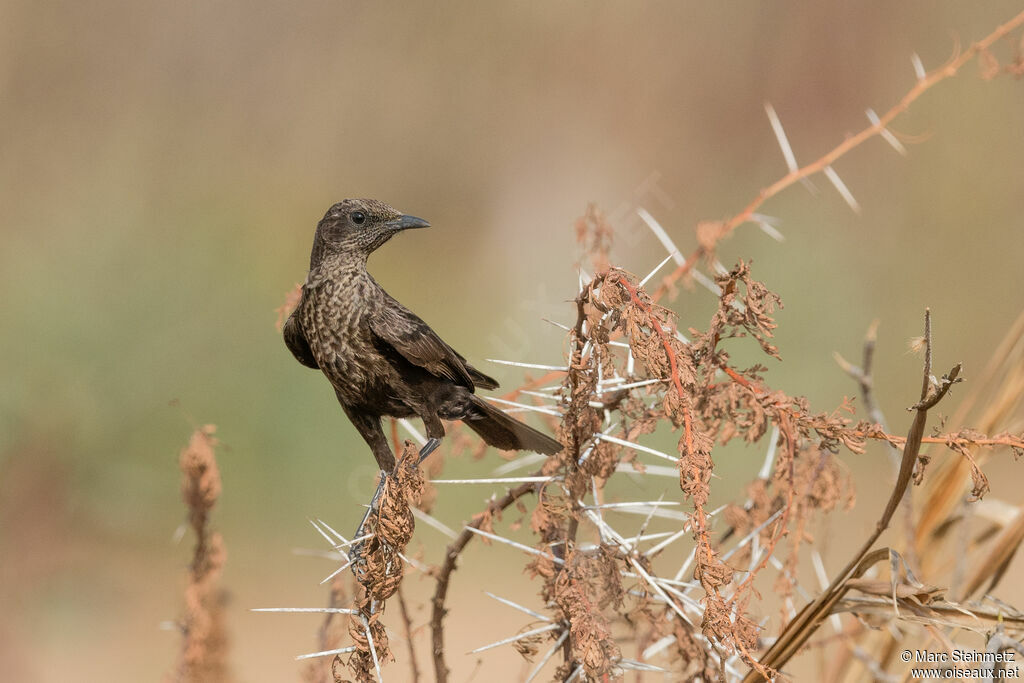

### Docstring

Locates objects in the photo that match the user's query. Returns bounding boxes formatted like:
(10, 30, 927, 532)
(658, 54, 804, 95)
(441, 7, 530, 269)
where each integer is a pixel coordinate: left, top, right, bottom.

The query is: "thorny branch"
(652, 8, 1024, 302)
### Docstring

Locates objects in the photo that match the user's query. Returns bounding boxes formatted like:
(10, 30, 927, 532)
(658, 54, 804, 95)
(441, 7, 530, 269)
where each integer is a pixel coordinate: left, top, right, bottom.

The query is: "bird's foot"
(418, 437, 441, 464)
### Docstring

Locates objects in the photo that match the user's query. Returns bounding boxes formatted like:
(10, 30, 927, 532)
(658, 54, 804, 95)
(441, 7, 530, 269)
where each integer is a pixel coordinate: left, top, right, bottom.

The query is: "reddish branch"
(652, 8, 1024, 303)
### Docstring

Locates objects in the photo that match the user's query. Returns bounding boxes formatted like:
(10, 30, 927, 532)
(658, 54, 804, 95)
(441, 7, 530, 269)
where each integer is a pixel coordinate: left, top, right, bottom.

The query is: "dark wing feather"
(368, 299, 478, 390)
(283, 311, 319, 369)
(467, 365, 499, 390)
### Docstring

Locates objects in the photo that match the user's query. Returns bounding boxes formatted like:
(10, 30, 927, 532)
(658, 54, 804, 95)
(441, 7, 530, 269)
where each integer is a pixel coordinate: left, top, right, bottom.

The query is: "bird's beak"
(386, 214, 431, 231)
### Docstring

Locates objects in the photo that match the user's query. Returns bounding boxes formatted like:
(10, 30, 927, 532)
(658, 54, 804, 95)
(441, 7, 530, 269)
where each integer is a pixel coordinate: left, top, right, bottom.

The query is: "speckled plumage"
(284, 199, 562, 471)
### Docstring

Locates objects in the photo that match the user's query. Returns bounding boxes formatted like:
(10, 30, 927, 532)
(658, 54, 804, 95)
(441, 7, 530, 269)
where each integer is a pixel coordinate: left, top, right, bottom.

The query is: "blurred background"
(1, 2, 1022, 681)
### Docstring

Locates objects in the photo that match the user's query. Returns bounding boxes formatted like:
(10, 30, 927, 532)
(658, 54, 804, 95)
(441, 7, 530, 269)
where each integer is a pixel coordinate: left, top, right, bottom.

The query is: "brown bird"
(283, 198, 562, 477)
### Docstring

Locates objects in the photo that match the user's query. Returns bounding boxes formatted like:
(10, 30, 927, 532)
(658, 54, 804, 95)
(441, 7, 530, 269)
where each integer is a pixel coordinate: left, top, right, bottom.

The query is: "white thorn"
(637, 208, 722, 296)
(811, 549, 844, 632)
(524, 630, 569, 682)
(295, 646, 357, 660)
(517, 389, 565, 403)
(758, 425, 780, 480)
(614, 462, 679, 478)
(641, 634, 677, 660)
(486, 359, 568, 372)
(468, 623, 562, 653)
(290, 547, 343, 560)
(432, 476, 553, 485)
(312, 518, 351, 547)
(482, 396, 563, 417)
(411, 507, 458, 539)
(397, 551, 432, 574)
(320, 558, 354, 585)
(339, 533, 374, 549)
(639, 253, 675, 287)
(912, 52, 926, 80)
(620, 571, 699, 591)
(309, 518, 344, 547)
(674, 547, 697, 583)
(594, 432, 677, 463)
(750, 213, 785, 242)
(484, 591, 553, 622)
(637, 208, 685, 266)
(491, 452, 547, 475)
(591, 476, 606, 543)
(397, 418, 428, 445)
(583, 501, 680, 510)
(542, 318, 572, 332)
(721, 508, 784, 562)
(866, 108, 907, 156)
(362, 615, 383, 683)
(253, 607, 357, 615)
(596, 377, 666, 394)
(465, 526, 565, 564)
(645, 526, 691, 558)
(595, 505, 688, 521)
(823, 165, 861, 213)
(764, 102, 799, 173)
(618, 658, 670, 672)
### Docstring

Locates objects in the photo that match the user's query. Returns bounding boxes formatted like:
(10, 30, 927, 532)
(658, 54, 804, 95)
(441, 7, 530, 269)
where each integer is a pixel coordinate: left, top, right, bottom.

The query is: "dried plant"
(255, 8, 1024, 682)
(165, 426, 234, 683)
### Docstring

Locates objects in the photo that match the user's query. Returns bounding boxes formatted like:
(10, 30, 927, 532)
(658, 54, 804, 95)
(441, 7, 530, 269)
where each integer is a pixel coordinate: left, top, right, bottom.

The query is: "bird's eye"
(351, 211, 366, 225)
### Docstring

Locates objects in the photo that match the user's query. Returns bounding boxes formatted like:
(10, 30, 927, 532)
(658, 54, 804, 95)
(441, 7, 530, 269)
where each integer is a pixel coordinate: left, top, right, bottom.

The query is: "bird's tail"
(464, 395, 563, 455)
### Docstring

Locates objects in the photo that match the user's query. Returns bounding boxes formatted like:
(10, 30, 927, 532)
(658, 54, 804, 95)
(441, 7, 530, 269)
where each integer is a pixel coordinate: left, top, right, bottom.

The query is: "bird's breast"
(298, 275, 396, 404)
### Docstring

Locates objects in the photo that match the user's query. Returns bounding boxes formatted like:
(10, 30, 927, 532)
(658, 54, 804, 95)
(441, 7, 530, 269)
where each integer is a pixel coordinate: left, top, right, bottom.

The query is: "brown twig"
(396, 585, 421, 682)
(430, 477, 541, 683)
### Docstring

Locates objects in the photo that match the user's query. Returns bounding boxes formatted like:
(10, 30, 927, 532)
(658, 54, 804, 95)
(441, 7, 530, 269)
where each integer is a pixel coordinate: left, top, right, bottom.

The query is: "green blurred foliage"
(1, 2, 1022, 680)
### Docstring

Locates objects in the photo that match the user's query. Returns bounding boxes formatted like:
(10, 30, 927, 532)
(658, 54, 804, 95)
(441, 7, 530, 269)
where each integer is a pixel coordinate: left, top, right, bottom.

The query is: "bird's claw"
(418, 437, 441, 464)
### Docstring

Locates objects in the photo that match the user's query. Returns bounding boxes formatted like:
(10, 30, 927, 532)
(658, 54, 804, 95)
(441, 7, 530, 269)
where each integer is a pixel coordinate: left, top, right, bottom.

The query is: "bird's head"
(311, 198, 430, 266)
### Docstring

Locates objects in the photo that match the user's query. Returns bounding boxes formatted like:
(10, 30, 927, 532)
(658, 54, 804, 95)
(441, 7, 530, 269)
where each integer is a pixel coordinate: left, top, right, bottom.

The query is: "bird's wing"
(283, 310, 320, 369)
(368, 300, 478, 390)
(466, 365, 499, 391)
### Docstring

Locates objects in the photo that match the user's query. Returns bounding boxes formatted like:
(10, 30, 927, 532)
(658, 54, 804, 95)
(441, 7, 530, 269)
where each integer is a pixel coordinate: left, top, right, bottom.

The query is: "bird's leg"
(357, 438, 439, 539)
(342, 408, 397, 553)
(351, 438, 441, 554)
